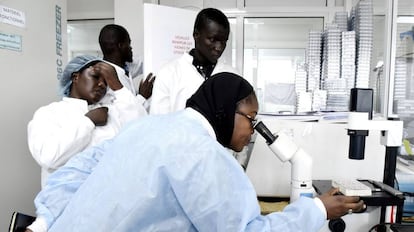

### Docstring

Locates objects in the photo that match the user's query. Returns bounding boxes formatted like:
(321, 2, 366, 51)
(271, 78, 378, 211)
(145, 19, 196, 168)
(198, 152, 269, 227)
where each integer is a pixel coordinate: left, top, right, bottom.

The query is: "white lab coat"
(150, 52, 238, 115)
(103, 60, 151, 110)
(27, 87, 147, 188)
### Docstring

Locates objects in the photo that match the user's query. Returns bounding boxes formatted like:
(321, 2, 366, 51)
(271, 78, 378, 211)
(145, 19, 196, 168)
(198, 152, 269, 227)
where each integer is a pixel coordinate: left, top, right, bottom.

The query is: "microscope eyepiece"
(254, 121, 277, 145)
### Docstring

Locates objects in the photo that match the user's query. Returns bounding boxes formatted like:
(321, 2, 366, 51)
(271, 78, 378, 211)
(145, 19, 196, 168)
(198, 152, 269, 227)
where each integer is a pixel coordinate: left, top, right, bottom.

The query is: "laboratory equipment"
(254, 121, 313, 202)
(346, 88, 405, 231)
(347, 88, 404, 187)
(246, 116, 386, 231)
(314, 180, 405, 230)
(331, 179, 372, 196)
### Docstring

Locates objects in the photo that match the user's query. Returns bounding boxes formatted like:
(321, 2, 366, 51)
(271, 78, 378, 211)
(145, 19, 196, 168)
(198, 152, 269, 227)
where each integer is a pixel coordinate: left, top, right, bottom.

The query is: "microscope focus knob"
(328, 218, 346, 232)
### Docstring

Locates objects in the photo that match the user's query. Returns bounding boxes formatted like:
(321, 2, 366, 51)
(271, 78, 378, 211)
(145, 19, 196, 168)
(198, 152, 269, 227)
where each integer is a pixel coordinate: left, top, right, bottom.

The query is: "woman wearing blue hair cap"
(28, 55, 147, 188)
(59, 55, 101, 97)
(28, 72, 364, 232)
(26, 55, 147, 231)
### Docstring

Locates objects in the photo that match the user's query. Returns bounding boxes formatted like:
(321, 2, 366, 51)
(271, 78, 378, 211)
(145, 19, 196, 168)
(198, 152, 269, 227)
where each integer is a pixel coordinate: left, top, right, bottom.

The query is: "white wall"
(114, 0, 144, 61)
(67, 0, 113, 20)
(0, 0, 66, 228)
(68, 0, 145, 64)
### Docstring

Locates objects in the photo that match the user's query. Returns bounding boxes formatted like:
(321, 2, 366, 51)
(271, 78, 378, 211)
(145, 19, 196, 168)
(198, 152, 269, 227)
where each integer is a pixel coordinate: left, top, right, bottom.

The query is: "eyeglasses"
(236, 111, 258, 128)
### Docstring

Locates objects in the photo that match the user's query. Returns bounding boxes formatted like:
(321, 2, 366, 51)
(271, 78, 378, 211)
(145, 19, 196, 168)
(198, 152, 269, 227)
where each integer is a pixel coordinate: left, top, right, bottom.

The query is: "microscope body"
(348, 112, 403, 148)
(255, 122, 314, 202)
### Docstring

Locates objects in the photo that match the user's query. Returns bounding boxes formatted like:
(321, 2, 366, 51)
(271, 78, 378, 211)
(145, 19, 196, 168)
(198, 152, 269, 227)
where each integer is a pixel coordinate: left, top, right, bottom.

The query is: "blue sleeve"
(167, 145, 326, 232)
(246, 197, 326, 232)
(34, 140, 111, 229)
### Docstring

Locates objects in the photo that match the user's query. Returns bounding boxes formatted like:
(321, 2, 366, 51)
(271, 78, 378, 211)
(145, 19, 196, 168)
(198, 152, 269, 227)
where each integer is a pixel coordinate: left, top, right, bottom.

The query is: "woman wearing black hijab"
(31, 72, 364, 232)
(186, 71, 257, 151)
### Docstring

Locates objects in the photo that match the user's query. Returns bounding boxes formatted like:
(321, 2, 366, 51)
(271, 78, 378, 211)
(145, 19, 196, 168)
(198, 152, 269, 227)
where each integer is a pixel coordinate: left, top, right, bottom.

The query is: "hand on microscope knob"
(318, 187, 366, 219)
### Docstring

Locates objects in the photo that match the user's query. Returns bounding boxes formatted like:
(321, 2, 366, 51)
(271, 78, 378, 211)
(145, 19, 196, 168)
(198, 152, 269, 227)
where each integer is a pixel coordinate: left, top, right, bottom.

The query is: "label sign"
(0, 5, 26, 28)
(55, 5, 63, 81)
(0, 32, 22, 52)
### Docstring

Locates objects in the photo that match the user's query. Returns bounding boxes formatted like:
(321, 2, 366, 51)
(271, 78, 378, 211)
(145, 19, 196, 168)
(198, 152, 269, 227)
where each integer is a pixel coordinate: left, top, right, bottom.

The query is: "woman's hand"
(318, 188, 366, 219)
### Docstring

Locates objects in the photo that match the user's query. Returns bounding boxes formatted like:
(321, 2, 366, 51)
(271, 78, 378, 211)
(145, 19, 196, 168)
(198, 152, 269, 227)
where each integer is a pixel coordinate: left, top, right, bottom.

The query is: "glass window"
(370, 15, 386, 114)
(204, 0, 237, 8)
(392, 11, 414, 146)
(159, 0, 203, 9)
(366, 0, 387, 115)
(217, 18, 237, 70)
(243, 17, 324, 113)
(398, 0, 414, 16)
(67, 19, 114, 60)
(244, 0, 326, 7)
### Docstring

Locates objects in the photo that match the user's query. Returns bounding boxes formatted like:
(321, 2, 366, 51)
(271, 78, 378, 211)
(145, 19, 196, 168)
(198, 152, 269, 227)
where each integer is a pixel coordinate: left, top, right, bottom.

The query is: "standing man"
(150, 8, 238, 115)
(99, 24, 155, 110)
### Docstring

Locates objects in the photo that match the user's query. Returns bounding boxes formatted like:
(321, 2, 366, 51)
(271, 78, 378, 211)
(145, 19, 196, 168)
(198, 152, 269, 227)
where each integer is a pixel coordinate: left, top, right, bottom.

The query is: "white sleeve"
(110, 87, 147, 126)
(149, 67, 172, 115)
(27, 105, 95, 170)
(313, 197, 328, 219)
(134, 77, 151, 112)
(135, 92, 151, 112)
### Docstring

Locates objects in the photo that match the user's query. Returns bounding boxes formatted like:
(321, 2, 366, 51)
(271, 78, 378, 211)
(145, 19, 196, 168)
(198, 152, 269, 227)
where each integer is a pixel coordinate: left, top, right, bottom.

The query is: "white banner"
(143, 4, 196, 75)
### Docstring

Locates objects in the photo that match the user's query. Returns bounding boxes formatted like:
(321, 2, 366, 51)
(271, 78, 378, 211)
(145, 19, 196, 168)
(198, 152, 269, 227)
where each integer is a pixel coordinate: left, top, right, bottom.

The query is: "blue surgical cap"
(59, 55, 102, 97)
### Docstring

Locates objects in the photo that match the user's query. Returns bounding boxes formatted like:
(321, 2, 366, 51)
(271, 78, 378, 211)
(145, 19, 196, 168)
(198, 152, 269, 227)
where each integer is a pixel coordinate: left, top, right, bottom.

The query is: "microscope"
(344, 88, 404, 232)
(347, 88, 403, 187)
(254, 121, 314, 202)
(253, 88, 404, 232)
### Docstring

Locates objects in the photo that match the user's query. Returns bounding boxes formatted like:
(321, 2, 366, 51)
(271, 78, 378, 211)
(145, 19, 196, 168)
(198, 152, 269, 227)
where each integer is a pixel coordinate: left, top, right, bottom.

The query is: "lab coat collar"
(185, 108, 217, 141)
(62, 97, 88, 107)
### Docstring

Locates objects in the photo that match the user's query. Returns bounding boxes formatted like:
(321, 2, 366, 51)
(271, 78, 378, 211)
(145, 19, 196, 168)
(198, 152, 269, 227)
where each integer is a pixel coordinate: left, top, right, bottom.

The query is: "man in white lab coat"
(99, 24, 155, 111)
(150, 8, 238, 115)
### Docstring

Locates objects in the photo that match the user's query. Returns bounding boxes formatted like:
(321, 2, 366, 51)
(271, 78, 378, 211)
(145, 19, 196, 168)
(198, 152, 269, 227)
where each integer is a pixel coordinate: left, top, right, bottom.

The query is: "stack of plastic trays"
(355, 0, 373, 88)
(341, 31, 356, 90)
(322, 24, 341, 81)
(394, 58, 407, 101)
(295, 64, 307, 93)
(349, 7, 356, 31)
(324, 78, 349, 112)
(296, 91, 312, 113)
(395, 99, 414, 117)
(312, 90, 327, 112)
(334, 11, 349, 32)
(306, 30, 323, 91)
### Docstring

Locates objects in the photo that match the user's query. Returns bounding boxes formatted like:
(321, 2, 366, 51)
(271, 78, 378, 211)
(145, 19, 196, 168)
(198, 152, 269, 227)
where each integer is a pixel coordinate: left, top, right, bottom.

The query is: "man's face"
(229, 95, 259, 152)
(72, 63, 107, 105)
(193, 20, 229, 64)
(119, 36, 133, 63)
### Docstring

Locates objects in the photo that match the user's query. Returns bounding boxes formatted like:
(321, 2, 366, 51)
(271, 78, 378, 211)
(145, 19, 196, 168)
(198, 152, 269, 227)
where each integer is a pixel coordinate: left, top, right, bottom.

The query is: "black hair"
(98, 24, 130, 55)
(193, 8, 230, 33)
